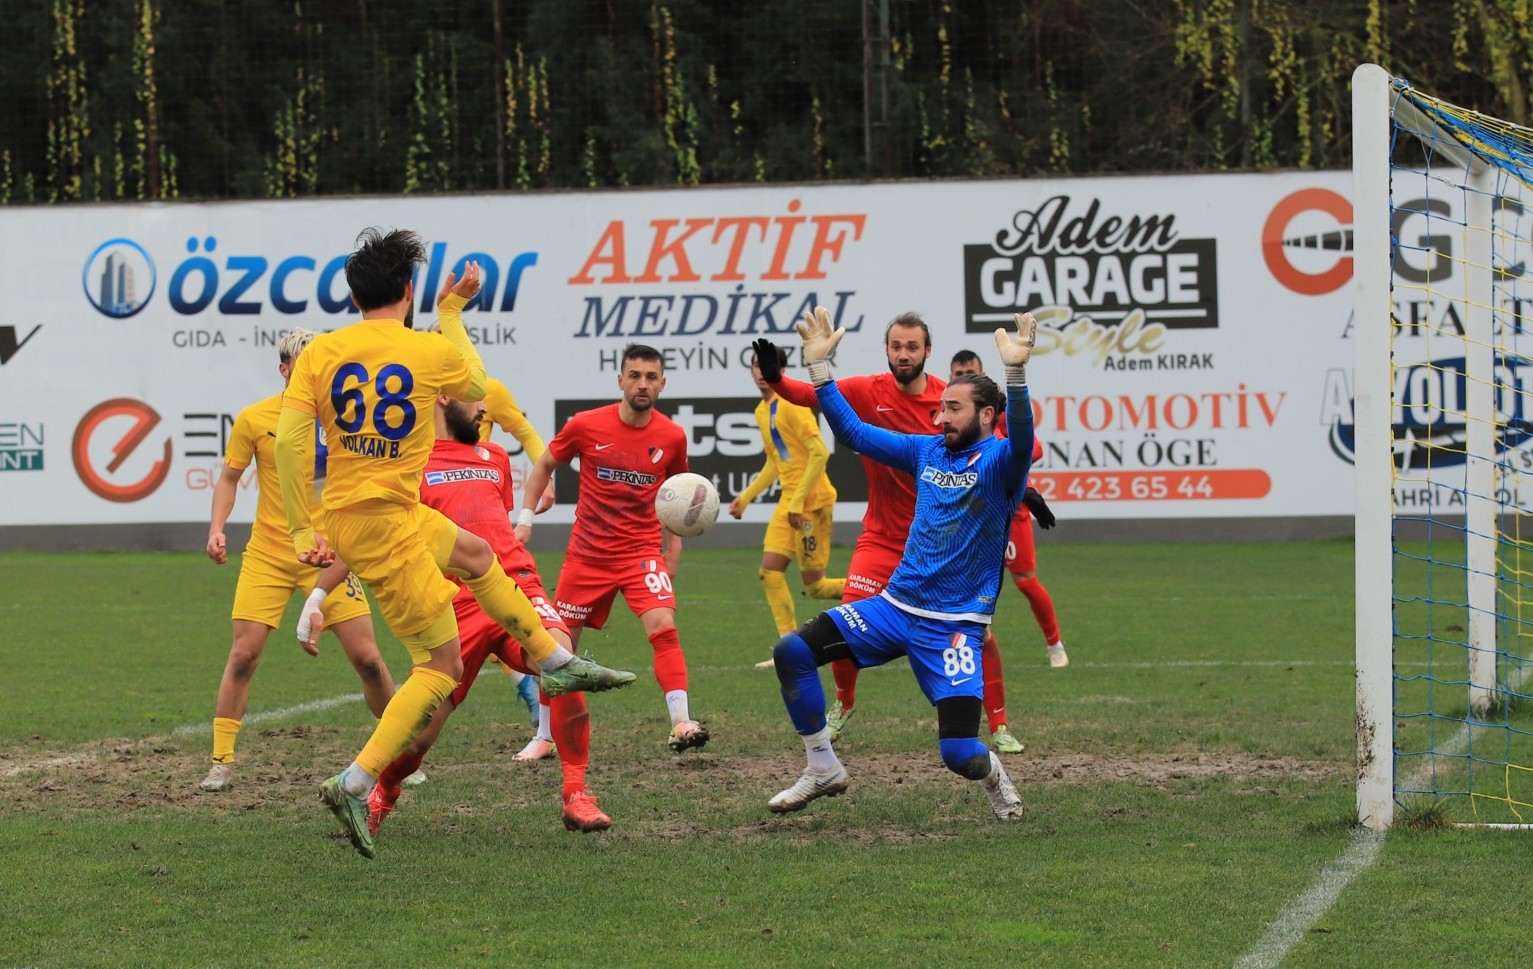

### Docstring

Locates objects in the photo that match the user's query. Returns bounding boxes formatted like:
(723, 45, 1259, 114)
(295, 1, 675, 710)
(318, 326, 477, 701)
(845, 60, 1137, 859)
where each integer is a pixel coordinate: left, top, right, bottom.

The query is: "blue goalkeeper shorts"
(825, 593, 988, 704)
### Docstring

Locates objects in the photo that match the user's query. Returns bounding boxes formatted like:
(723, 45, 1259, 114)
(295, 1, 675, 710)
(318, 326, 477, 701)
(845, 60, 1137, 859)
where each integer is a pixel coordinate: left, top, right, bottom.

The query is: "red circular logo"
(1263, 188, 1353, 295)
(72, 398, 172, 502)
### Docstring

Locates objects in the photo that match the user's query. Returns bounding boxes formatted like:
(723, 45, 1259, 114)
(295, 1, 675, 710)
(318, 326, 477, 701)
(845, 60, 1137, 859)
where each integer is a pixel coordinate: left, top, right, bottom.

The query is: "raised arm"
(435, 264, 489, 403)
(994, 312, 1039, 494)
(750, 337, 818, 409)
(797, 307, 919, 473)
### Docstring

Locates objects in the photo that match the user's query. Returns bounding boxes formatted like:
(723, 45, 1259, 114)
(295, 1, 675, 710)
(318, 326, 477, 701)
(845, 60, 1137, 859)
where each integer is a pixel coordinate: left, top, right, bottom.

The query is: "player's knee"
(227, 636, 265, 679)
(227, 650, 260, 680)
(773, 632, 814, 672)
(938, 737, 991, 779)
(454, 531, 495, 577)
(350, 654, 386, 684)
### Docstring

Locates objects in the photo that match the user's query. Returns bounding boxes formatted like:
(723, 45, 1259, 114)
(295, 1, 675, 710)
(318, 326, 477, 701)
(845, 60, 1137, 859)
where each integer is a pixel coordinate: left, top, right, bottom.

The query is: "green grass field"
(2, 541, 1531, 968)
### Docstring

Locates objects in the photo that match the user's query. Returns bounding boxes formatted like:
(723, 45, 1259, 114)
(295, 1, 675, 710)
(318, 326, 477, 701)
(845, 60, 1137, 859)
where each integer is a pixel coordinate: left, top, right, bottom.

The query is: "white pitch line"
(1230, 830, 1385, 969)
(1232, 663, 1533, 968)
(169, 692, 364, 736)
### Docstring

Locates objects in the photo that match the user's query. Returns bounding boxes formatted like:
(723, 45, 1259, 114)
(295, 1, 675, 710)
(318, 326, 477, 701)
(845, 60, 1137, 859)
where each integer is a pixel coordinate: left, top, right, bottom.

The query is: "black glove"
(1021, 487, 1056, 529)
(752, 338, 783, 383)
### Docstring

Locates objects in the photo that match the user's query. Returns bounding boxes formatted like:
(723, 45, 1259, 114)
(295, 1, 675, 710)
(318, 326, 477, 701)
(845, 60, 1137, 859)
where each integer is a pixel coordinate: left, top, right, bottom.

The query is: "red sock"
(1015, 575, 1061, 645)
(377, 748, 425, 793)
(831, 659, 859, 709)
(981, 630, 1007, 730)
(549, 693, 591, 800)
(649, 626, 688, 694)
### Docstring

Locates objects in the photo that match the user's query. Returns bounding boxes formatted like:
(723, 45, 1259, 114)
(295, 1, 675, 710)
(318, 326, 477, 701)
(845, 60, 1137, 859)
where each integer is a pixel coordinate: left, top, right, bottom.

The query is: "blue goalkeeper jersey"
(817, 380, 1034, 623)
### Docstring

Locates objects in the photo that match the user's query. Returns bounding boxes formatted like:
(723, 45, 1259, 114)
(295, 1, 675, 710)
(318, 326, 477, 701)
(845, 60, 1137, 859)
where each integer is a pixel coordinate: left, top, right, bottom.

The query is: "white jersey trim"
(879, 590, 994, 626)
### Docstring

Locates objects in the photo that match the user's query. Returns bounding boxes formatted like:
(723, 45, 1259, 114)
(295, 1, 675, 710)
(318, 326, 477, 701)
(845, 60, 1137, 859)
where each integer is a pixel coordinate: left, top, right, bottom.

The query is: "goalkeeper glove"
(796, 306, 845, 386)
(751, 338, 783, 383)
(1021, 487, 1056, 529)
(993, 312, 1038, 386)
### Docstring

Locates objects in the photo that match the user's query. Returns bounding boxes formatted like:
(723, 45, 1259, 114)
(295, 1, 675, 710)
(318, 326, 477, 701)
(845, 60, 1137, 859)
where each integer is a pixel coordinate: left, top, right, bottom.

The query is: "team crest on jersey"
(966, 452, 983, 467)
(475, 446, 490, 460)
(648, 446, 666, 464)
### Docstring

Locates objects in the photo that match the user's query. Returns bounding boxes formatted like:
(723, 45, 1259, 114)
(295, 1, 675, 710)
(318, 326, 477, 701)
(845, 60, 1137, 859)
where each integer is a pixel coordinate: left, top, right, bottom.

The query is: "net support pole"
(1465, 164, 1498, 720)
(1352, 62, 1396, 831)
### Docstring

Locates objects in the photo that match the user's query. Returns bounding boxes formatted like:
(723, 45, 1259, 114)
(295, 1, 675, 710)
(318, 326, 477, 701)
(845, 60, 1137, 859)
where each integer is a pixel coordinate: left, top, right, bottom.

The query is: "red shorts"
(554, 554, 675, 629)
(842, 537, 903, 604)
(1003, 506, 1035, 574)
(449, 559, 568, 707)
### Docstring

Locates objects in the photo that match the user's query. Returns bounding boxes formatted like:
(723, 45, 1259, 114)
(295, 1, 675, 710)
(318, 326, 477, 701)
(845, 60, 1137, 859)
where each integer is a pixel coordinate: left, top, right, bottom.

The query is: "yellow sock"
(464, 567, 562, 664)
(804, 577, 846, 601)
(760, 568, 797, 635)
(355, 666, 457, 777)
(212, 717, 241, 764)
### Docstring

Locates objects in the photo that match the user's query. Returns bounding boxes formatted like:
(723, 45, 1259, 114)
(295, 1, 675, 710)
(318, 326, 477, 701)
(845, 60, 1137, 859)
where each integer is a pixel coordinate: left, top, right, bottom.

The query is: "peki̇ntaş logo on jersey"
(1328, 356, 1533, 469)
(962, 194, 1219, 334)
(82, 236, 539, 320)
(83, 238, 156, 318)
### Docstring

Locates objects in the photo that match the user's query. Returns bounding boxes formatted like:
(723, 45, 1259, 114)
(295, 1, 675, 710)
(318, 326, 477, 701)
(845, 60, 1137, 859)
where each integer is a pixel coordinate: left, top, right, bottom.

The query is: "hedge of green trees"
(3, 0, 1527, 203)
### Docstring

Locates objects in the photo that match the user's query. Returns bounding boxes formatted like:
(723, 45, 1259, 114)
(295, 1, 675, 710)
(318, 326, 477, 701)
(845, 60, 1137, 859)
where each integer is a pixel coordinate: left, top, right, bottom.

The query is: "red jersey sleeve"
(548, 410, 587, 464)
(771, 374, 818, 409)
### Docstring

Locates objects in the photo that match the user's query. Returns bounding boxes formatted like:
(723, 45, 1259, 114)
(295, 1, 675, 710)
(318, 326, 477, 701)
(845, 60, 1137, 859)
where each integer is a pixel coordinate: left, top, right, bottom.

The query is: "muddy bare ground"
(0, 724, 1347, 835)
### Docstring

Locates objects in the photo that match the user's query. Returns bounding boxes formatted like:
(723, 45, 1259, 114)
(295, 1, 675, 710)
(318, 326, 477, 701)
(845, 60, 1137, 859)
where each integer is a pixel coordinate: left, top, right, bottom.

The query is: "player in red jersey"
(516, 344, 709, 753)
(753, 313, 946, 741)
(339, 393, 611, 834)
(950, 349, 1067, 753)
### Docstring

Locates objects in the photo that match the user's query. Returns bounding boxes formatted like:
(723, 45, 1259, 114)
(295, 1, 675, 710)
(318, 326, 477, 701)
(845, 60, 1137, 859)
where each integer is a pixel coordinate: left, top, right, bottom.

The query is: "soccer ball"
(655, 472, 720, 538)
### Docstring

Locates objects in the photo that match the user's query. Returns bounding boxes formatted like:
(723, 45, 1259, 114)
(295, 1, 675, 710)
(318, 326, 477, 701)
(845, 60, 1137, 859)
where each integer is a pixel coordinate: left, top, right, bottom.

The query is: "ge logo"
(72, 398, 172, 502)
(1261, 188, 1352, 296)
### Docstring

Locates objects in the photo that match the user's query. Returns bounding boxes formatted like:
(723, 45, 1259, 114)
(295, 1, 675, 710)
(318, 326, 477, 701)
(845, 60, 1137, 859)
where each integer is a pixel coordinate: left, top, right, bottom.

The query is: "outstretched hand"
(993, 312, 1037, 367)
(436, 261, 483, 306)
(751, 338, 783, 383)
(795, 306, 845, 363)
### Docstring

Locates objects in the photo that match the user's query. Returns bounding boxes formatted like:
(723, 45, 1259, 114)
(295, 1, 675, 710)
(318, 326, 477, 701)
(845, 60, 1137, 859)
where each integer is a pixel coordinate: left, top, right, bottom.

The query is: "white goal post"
(1353, 63, 1533, 831)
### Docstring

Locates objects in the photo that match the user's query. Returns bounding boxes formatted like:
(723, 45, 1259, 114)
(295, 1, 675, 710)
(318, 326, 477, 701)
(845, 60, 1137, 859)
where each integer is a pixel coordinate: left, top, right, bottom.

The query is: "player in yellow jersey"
(728, 343, 845, 667)
(274, 228, 635, 858)
(201, 328, 395, 793)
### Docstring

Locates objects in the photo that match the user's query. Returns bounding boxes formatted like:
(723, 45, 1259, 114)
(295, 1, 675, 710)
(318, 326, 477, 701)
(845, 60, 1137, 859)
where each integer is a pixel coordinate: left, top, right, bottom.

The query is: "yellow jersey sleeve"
(481, 378, 547, 461)
(437, 293, 488, 402)
(226, 406, 257, 471)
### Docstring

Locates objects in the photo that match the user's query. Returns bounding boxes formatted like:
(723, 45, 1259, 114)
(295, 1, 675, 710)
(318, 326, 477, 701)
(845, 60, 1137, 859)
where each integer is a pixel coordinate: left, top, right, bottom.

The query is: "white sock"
(535, 707, 553, 743)
(1047, 641, 1065, 650)
(508, 669, 526, 685)
(542, 646, 575, 670)
(665, 690, 691, 725)
(341, 762, 375, 797)
(801, 727, 840, 773)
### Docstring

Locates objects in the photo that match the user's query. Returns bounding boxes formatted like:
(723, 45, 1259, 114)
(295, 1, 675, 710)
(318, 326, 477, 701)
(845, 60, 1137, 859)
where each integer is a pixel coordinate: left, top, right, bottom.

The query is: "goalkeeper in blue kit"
(765, 307, 1038, 821)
